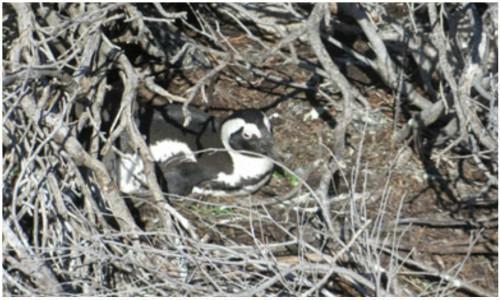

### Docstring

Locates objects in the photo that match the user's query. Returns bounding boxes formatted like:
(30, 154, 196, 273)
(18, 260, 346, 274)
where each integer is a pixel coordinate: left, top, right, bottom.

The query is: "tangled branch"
(3, 3, 497, 296)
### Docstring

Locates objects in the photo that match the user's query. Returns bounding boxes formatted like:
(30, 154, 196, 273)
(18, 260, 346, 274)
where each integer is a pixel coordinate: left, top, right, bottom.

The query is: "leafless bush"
(2, 3, 497, 296)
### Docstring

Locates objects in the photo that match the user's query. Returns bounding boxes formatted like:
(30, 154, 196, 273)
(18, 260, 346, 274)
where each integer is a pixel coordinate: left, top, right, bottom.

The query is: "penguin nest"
(3, 3, 497, 297)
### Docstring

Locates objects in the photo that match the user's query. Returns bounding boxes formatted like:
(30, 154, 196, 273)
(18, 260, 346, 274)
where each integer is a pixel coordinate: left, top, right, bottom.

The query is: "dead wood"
(2, 3, 497, 297)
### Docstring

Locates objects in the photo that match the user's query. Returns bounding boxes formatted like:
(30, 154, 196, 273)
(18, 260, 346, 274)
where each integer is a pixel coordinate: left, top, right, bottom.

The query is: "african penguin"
(118, 104, 275, 196)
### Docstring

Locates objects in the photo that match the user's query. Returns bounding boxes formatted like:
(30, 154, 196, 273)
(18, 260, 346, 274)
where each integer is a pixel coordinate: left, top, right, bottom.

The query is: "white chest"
(213, 151, 274, 186)
(118, 142, 274, 196)
(192, 152, 274, 196)
(192, 173, 271, 196)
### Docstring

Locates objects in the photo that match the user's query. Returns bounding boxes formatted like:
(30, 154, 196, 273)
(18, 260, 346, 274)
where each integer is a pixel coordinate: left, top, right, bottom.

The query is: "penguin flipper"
(161, 161, 208, 196)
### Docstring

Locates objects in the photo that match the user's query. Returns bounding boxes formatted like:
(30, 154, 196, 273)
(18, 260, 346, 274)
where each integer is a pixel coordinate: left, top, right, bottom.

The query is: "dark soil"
(135, 33, 497, 296)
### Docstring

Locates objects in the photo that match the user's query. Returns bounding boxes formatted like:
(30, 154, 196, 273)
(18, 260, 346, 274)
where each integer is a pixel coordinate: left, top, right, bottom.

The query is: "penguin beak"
(259, 134, 276, 160)
(266, 145, 278, 160)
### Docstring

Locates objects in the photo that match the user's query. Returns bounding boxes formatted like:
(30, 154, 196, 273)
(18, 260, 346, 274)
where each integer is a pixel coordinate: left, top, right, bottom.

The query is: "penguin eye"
(242, 132, 252, 140)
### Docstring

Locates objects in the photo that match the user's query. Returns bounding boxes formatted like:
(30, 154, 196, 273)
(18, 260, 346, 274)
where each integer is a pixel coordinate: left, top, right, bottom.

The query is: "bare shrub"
(3, 3, 497, 296)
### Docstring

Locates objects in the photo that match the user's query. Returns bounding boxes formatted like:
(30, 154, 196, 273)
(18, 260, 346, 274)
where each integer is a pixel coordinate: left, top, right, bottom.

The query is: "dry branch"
(19, 93, 139, 233)
(2, 3, 497, 297)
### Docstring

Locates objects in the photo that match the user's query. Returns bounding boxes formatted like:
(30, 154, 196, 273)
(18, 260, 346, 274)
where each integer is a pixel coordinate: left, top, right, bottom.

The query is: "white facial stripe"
(243, 123, 261, 138)
(221, 118, 245, 149)
(221, 116, 271, 150)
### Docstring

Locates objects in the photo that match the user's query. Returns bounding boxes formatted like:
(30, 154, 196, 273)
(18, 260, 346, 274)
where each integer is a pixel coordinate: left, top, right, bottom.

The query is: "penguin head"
(220, 109, 275, 158)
